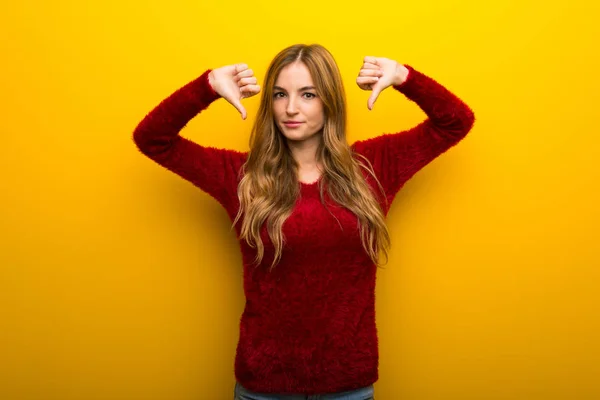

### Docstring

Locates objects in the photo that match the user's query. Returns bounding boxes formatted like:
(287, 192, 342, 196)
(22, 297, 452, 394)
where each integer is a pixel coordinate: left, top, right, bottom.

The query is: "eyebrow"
(273, 85, 316, 92)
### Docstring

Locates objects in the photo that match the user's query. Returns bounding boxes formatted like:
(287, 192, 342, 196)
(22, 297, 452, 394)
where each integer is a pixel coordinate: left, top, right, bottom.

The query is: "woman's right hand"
(208, 63, 261, 120)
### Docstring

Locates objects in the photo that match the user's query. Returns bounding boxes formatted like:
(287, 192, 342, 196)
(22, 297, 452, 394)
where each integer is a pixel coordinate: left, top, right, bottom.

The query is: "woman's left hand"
(356, 56, 409, 110)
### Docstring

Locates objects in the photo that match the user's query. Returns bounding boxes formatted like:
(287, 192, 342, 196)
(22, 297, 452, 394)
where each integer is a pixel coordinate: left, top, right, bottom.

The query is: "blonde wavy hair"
(233, 44, 390, 270)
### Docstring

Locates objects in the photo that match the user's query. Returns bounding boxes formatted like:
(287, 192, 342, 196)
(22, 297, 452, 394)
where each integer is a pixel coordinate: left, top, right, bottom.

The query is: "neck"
(287, 134, 322, 171)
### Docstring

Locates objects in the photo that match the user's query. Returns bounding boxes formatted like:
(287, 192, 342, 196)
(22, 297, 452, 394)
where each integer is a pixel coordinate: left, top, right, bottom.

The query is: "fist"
(356, 56, 408, 110)
(208, 63, 261, 119)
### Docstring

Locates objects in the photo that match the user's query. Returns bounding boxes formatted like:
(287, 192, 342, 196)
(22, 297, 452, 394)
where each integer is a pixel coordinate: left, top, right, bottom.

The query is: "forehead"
(274, 62, 314, 88)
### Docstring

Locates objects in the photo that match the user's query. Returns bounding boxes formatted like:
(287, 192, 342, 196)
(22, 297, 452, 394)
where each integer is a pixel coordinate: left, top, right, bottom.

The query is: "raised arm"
(352, 59, 475, 207)
(133, 64, 260, 213)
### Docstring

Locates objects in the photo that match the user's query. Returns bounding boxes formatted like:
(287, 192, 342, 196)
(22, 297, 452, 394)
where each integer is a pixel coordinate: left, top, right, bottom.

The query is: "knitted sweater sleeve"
(351, 65, 475, 206)
(132, 70, 246, 213)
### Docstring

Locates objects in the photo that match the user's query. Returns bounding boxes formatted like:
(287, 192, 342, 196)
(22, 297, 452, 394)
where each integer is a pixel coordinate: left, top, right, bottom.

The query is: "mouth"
(283, 121, 303, 128)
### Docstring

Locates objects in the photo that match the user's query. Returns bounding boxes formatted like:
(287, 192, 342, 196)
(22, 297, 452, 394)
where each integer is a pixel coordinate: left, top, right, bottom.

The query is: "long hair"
(232, 43, 391, 270)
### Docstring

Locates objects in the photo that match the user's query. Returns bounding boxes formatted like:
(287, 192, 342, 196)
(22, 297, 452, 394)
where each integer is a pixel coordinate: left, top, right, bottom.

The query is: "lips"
(283, 121, 303, 128)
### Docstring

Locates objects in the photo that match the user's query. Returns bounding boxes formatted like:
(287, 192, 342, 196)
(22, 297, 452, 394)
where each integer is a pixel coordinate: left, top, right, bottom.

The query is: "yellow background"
(2, 0, 599, 399)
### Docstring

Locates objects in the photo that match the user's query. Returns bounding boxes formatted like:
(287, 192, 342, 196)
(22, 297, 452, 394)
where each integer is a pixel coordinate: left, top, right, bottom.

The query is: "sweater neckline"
(299, 175, 322, 187)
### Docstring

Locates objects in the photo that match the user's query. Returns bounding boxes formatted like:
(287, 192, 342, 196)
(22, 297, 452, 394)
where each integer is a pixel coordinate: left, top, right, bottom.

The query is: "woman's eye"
(273, 92, 316, 99)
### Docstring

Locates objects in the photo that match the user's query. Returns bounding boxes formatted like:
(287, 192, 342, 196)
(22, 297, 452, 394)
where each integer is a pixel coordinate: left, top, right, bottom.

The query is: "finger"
(238, 76, 258, 86)
(361, 62, 379, 69)
(235, 68, 254, 80)
(231, 99, 247, 119)
(240, 84, 261, 98)
(358, 68, 383, 77)
(357, 83, 375, 91)
(368, 85, 383, 110)
(234, 63, 249, 74)
(356, 76, 379, 88)
(363, 56, 379, 65)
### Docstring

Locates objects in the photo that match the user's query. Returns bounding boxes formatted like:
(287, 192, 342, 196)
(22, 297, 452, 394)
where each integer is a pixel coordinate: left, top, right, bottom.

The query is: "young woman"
(133, 43, 475, 399)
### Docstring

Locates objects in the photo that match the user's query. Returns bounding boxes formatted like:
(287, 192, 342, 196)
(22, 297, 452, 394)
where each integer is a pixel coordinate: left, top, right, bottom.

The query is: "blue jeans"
(234, 382, 375, 400)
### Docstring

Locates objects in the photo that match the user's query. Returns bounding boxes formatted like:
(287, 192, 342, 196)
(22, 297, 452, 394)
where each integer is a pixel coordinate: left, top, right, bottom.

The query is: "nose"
(286, 96, 299, 115)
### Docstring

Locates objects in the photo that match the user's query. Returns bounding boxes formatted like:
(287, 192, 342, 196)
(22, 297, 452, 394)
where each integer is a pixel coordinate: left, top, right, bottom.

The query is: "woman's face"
(272, 62, 325, 143)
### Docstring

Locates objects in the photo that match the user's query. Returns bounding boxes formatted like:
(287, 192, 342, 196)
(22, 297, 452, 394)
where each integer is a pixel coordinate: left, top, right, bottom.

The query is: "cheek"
(311, 106, 325, 127)
(272, 104, 281, 116)
(306, 104, 322, 118)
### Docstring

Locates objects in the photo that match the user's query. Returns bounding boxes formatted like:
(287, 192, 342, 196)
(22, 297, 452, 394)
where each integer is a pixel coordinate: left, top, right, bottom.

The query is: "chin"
(283, 130, 304, 139)
(278, 127, 302, 140)
(281, 128, 321, 142)
(284, 133, 315, 143)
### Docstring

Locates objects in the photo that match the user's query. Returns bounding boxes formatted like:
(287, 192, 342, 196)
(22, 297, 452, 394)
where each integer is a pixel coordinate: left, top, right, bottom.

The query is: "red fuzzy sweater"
(133, 65, 475, 394)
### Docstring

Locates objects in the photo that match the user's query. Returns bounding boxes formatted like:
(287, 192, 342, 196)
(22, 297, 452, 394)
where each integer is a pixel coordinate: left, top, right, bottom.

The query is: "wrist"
(393, 64, 410, 86)
(206, 69, 220, 98)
